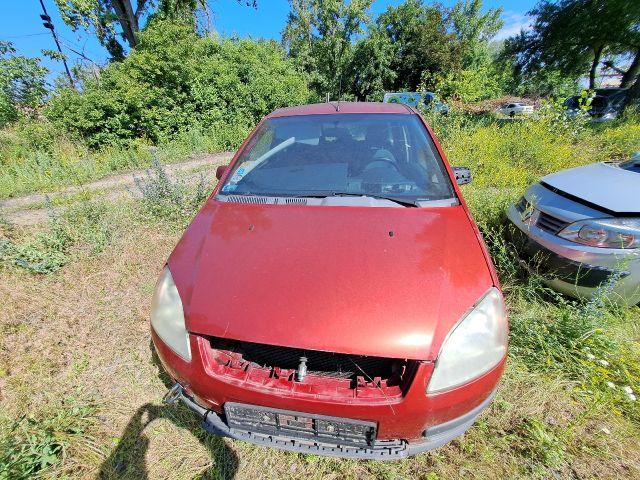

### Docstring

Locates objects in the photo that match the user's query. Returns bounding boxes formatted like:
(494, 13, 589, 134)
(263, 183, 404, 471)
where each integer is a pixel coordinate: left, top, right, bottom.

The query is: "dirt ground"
(0, 152, 233, 226)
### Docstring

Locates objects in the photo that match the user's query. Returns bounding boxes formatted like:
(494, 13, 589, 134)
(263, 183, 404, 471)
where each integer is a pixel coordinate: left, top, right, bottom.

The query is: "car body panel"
(270, 101, 412, 118)
(541, 162, 640, 214)
(168, 201, 493, 361)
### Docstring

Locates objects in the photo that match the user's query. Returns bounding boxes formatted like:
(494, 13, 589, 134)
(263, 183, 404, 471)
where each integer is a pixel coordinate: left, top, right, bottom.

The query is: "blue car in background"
(383, 91, 449, 114)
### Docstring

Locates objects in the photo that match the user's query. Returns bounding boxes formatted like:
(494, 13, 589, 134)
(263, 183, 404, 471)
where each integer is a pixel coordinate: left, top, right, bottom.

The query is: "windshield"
(219, 113, 455, 202)
(620, 153, 640, 173)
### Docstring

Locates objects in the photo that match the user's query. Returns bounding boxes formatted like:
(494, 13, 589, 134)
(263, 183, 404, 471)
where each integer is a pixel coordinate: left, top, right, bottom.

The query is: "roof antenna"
(335, 76, 342, 112)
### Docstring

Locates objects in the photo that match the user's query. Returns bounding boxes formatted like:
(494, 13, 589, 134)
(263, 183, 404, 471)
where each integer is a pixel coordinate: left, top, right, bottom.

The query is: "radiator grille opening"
(536, 211, 570, 234)
(208, 336, 407, 384)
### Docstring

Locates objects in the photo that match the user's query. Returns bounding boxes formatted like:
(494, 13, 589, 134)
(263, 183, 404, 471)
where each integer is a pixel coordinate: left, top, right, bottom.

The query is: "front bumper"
(166, 382, 497, 460)
(505, 202, 640, 304)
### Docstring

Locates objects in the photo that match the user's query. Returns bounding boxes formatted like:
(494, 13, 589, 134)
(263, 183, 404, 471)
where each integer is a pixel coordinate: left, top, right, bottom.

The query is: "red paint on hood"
(168, 201, 493, 360)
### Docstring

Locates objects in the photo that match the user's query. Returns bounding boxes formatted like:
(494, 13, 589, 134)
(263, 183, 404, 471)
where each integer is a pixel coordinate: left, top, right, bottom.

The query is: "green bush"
(45, 21, 310, 148)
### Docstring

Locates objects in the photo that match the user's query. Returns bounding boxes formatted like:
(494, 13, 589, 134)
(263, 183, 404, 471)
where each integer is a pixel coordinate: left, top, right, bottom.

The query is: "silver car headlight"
(151, 266, 191, 362)
(558, 218, 640, 249)
(427, 287, 508, 393)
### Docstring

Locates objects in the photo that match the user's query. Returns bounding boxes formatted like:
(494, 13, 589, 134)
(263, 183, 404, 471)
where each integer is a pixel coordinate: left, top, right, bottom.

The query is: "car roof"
(268, 102, 414, 118)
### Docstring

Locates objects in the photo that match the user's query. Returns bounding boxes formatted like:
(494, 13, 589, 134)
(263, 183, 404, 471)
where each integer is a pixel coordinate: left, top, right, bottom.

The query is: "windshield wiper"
(301, 192, 420, 207)
(219, 191, 421, 207)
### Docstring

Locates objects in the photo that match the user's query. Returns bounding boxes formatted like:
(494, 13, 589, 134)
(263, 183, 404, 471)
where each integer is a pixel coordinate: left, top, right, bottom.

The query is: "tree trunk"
(621, 49, 640, 88)
(589, 44, 604, 89)
(110, 0, 139, 48)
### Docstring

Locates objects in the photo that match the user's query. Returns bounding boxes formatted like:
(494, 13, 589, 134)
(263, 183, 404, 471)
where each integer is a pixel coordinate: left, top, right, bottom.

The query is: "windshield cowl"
(216, 192, 459, 208)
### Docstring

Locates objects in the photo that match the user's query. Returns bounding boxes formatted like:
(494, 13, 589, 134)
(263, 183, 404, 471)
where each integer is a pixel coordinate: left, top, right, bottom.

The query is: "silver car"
(506, 154, 640, 305)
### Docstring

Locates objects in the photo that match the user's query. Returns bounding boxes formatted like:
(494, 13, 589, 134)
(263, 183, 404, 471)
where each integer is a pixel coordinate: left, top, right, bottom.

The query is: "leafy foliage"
(373, 0, 463, 92)
(450, 0, 503, 69)
(45, 20, 309, 148)
(54, 0, 258, 59)
(0, 395, 95, 480)
(282, 0, 373, 99)
(0, 42, 48, 127)
(282, 0, 507, 101)
(504, 0, 640, 90)
(0, 201, 111, 273)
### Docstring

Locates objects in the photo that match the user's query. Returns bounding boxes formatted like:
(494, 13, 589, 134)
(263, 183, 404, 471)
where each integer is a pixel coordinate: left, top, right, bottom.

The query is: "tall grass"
(0, 120, 248, 199)
(0, 201, 111, 273)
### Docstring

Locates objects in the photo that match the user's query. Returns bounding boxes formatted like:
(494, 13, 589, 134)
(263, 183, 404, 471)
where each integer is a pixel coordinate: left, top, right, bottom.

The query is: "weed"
(0, 394, 96, 480)
(0, 205, 72, 273)
(0, 200, 111, 273)
(520, 418, 567, 469)
(135, 157, 210, 229)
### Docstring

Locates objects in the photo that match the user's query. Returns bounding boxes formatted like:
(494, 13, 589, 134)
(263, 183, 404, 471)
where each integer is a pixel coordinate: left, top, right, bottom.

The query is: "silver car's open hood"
(541, 162, 640, 215)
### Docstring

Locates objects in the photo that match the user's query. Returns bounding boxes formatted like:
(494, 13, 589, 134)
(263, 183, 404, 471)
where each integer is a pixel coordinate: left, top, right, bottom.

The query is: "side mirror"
(216, 164, 228, 180)
(453, 166, 471, 185)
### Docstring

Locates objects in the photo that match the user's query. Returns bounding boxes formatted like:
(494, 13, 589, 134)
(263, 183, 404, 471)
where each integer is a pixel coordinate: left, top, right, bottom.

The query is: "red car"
(152, 102, 508, 459)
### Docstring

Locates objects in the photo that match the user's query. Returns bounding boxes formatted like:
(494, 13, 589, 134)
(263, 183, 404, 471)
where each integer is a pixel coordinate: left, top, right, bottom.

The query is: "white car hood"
(541, 162, 640, 214)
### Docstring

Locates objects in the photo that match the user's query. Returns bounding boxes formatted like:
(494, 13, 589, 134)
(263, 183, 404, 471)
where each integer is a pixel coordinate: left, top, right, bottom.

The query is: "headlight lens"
(558, 218, 640, 249)
(151, 266, 191, 362)
(427, 287, 507, 393)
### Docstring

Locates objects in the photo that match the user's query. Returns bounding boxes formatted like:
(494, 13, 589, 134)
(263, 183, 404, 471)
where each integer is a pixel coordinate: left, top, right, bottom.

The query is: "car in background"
(497, 102, 534, 117)
(383, 91, 449, 114)
(506, 153, 640, 305)
(564, 88, 629, 122)
(152, 102, 508, 459)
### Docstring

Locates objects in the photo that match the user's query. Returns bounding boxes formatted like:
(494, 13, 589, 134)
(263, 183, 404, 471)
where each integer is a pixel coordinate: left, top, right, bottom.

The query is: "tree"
(0, 42, 48, 126)
(282, 0, 372, 99)
(450, 0, 503, 69)
(374, 0, 463, 91)
(508, 0, 640, 90)
(348, 29, 395, 100)
(54, 0, 258, 59)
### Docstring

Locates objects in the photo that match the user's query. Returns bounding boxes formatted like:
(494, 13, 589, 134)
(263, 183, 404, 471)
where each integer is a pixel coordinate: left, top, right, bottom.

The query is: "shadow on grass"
(97, 344, 239, 480)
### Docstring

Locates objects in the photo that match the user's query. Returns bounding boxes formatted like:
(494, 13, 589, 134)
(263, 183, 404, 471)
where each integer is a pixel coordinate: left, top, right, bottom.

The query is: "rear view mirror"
(216, 164, 228, 180)
(453, 166, 471, 185)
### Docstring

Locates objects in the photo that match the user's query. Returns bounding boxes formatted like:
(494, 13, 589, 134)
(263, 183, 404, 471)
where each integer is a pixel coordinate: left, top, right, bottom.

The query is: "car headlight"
(151, 266, 191, 362)
(558, 218, 640, 249)
(427, 287, 507, 393)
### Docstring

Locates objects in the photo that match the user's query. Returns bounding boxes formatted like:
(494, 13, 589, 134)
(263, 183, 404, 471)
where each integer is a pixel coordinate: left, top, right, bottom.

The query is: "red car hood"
(168, 201, 493, 360)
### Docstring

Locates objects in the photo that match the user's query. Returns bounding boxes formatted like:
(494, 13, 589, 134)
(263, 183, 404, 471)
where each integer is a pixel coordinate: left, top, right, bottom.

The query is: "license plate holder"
(224, 402, 377, 447)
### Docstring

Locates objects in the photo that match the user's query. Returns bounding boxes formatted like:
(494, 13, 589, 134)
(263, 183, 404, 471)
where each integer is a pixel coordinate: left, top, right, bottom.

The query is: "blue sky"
(2, 0, 537, 82)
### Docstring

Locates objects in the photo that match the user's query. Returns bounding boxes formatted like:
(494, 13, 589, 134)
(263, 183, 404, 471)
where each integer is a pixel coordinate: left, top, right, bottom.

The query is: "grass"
(1, 111, 639, 478)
